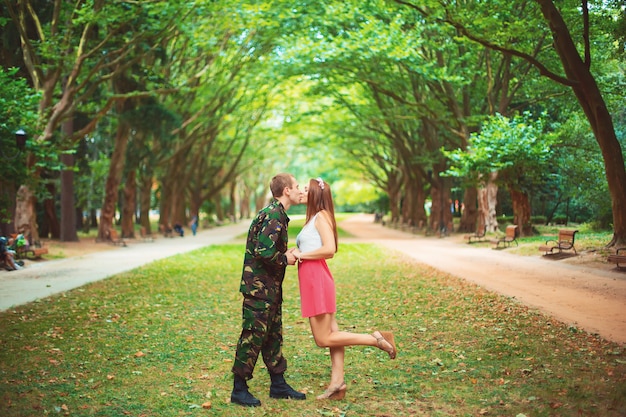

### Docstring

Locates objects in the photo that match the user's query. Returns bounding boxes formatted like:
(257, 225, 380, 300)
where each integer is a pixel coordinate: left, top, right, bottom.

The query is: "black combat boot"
(269, 373, 306, 400)
(231, 375, 261, 407)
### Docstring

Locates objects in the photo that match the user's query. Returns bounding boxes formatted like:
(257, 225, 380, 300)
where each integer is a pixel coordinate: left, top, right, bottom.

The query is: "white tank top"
(296, 213, 322, 253)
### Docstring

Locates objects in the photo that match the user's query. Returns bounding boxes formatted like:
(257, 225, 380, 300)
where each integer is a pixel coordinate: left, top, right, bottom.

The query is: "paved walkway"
(0, 222, 249, 311)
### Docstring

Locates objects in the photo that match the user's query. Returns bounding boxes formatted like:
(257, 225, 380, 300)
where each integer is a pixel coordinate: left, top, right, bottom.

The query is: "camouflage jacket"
(239, 199, 290, 303)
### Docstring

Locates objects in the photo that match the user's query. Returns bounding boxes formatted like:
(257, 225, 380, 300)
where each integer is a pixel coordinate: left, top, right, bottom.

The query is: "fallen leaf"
(202, 401, 212, 409)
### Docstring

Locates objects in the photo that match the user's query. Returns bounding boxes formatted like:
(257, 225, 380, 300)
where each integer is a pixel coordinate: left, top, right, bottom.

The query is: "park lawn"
(0, 241, 625, 417)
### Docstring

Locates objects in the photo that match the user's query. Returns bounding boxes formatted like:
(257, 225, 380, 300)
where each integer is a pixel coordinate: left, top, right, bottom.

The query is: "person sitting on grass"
(0, 236, 22, 271)
(14, 233, 29, 253)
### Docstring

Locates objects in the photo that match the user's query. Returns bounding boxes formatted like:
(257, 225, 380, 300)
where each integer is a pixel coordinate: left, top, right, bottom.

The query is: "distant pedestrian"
(189, 214, 198, 236)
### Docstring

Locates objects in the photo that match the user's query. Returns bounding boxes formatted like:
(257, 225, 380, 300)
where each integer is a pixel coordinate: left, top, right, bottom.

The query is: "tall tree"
(5, 0, 187, 242)
(0, 68, 39, 236)
(447, 113, 554, 235)
(394, 0, 626, 245)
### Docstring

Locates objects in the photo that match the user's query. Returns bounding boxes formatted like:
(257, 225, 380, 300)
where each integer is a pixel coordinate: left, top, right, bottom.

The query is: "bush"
(553, 214, 568, 224)
(531, 215, 547, 225)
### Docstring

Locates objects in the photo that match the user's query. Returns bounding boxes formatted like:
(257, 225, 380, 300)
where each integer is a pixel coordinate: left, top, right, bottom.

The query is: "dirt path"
(338, 214, 626, 346)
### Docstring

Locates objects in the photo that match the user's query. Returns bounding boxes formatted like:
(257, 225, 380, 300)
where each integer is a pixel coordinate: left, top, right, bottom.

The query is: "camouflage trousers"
(232, 296, 287, 380)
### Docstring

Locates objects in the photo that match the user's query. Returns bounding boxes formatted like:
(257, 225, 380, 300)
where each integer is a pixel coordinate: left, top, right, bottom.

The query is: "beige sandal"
(373, 331, 396, 359)
(316, 381, 347, 400)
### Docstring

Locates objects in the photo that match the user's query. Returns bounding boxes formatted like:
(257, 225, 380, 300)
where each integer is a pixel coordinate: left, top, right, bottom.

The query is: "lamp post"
(1, 129, 27, 159)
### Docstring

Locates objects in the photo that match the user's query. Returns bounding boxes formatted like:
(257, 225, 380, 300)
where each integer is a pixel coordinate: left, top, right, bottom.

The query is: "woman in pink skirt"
(292, 177, 397, 401)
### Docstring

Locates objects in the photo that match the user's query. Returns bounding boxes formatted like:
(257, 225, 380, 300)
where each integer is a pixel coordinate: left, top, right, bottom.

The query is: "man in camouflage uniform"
(231, 173, 306, 407)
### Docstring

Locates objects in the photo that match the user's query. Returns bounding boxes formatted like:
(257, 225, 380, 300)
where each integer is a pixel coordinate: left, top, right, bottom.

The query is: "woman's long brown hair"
(305, 178, 338, 252)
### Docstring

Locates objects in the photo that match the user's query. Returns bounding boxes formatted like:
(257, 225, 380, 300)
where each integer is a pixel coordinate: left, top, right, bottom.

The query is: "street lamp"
(1, 129, 27, 159)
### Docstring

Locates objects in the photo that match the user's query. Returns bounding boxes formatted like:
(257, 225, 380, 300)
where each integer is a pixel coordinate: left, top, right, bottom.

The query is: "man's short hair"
(270, 173, 294, 198)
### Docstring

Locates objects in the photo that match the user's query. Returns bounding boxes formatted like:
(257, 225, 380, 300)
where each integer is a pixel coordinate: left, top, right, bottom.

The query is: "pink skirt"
(298, 259, 336, 318)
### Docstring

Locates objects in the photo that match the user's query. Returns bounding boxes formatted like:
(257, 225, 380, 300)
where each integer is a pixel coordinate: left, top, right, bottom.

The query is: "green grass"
(1, 227, 625, 416)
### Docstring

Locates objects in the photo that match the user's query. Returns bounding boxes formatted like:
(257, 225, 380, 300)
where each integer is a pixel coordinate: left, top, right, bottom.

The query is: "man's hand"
(285, 250, 297, 265)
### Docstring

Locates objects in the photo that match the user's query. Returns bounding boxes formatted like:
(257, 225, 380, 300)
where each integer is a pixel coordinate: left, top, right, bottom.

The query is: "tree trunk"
(429, 175, 453, 234)
(98, 122, 130, 241)
(166, 180, 186, 228)
(121, 169, 136, 238)
(478, 172, 499, 233)
(386, 171, 402, 224)
(459, 186, 478, 233)
(76, 207, 85, 232)
(214, 193, 225, 222)
(403, 171, 428, 228)
(239, 181, 251, 220)
(60, 109, 78, 242)
(228, 181, 237, 221)
(43, 182, 60, 239)
(429, 186, 441, 233)
(158, 177, 174, 229)
(413, 179, 428, 229)
(60, 152, 78, 242)
(240, 197, 249, 219)
(14, 185, 37, 242)
(139, 174, 152, 233)
(89, 208, 98, 228)
(509, 187, 532, 236)
(401, 176, 415, 226)
(388, 190, 401, 224)
(430, 178, 454, 233)
(1, 182, 16, 237)
(188, 180, 203, 223)
(537, 0, 626, 247)
(254, 190, 266, 213)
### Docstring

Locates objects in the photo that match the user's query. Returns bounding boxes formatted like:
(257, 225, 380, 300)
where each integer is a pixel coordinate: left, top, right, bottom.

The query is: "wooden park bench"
(607, 248, 626, 270)
(464, 226, 487, 243)
(16, 245, 48, 260)
(538, 229, 578, 255)
(139, 226, 155, 242)
(107, 229, 127, 247)
(491, 225, 518, 248)
(159, 224, 174, 238)
(10, 234, 48, 260)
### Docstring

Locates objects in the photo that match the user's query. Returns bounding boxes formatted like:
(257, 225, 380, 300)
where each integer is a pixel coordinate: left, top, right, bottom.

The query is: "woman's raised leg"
(309, 313, 378, 348)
